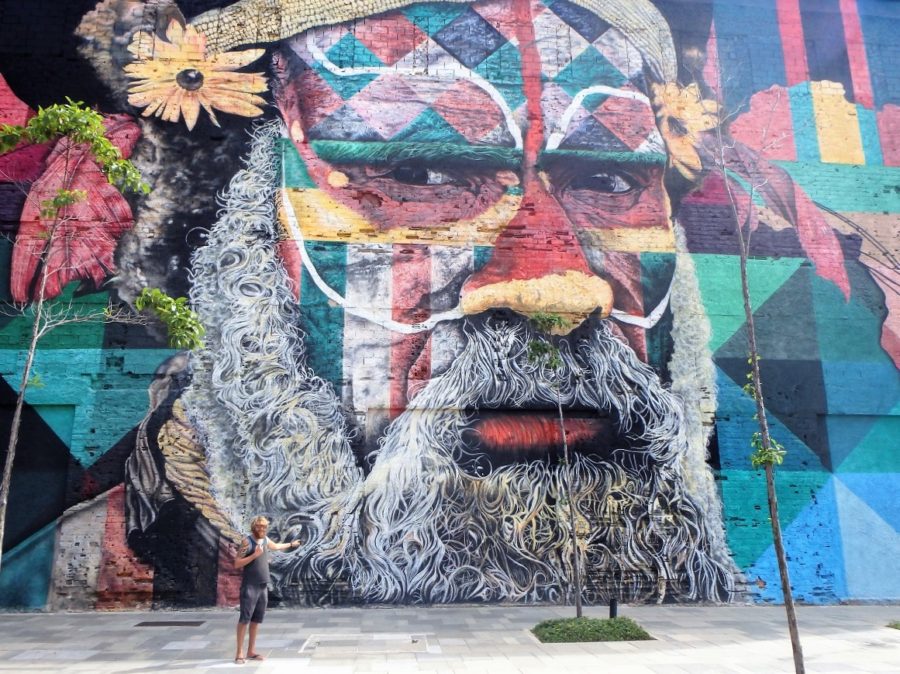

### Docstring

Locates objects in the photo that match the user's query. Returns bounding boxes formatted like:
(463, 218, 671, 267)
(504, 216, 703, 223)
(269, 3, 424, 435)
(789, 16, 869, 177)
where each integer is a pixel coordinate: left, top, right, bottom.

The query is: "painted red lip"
(472, 413, 609, 456)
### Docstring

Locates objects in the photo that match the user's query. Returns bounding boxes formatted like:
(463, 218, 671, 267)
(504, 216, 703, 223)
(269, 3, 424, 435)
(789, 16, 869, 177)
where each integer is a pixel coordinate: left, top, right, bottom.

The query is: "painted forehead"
(282, 0, 663, 155)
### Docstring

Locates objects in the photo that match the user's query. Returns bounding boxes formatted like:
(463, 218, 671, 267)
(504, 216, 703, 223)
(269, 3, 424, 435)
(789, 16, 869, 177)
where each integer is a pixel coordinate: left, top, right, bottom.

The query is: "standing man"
(234, 516, 300, 665)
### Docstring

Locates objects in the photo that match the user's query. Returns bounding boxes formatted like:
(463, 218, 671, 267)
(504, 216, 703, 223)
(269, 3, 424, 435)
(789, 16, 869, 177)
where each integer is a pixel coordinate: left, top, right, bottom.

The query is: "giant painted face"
(177, 0, 736, 605)
(273, 0, 675, 457)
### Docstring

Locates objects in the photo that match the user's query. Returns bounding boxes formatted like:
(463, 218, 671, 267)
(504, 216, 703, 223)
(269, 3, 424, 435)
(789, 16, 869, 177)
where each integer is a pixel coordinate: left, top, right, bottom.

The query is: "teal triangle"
(395, 108, 469, 144)
(715, 367, 825, 471)
(402, 3, 467, 35)
(315, 68, 376, 101)
(813, 259, 892, 362)
(79, 347, 176, 468)
(325, 33, 384, 69)
(692, 254, 803, 353)
(720, 468, 830, 570)
(473, 42, 526, 110)
(836, 408, 900, 473)
(837, 473, 900, 532)
(0, 520, 54, 608)
(0, 346, 175, 467)
(32, 405, 75, 452)
(716, 263, 818, 360)
(834, 479, 900, 600)
(826, 413, 882, 471)
(279, 138, 315, 189)
(554, 46, 626, 101)
(745, 476, 846, 603)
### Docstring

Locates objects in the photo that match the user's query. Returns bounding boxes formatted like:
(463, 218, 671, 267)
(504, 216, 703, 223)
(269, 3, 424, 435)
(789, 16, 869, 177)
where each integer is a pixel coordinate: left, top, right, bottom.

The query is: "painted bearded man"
(79, 0, 743, 604)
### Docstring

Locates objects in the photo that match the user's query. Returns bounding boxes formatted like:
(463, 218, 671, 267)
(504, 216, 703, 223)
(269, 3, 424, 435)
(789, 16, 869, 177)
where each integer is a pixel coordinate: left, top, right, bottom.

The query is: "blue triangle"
(714, 367, 826, 471)
(834, 478, 900, 600)
(837, 473, 900, 532)
(745, 476, 846, 603)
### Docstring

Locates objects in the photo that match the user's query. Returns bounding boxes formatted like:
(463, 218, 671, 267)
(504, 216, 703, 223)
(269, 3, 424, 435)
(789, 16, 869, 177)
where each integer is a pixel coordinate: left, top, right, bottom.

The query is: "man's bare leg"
(235, 622, 247, 662)
(247, 622, 265, 660)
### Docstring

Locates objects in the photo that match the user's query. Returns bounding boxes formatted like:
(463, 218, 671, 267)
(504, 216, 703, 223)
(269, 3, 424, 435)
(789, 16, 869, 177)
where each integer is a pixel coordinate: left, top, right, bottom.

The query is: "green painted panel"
(300, 241, 346, 391)
(774, 161, 900, 213)
(692, 254, 803, 353)
(720, 468, 830, 570)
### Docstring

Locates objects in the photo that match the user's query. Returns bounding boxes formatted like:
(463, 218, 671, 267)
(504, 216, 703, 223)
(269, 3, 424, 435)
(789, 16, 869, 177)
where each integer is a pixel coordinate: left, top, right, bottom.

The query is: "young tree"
(0, 101, 203, 574)
(703, 88, 806, 674)
(527, 311, 584, 618)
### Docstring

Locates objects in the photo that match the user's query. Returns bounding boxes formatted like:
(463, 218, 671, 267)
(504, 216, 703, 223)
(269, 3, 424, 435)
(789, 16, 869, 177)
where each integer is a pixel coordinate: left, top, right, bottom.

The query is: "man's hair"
(250, 516, 269, 530)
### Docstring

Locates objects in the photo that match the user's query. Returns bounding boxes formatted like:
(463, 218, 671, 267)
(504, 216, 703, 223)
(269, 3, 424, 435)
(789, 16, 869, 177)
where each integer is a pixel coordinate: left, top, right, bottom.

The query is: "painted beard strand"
(186, 123, 737, 605)
(328, 317, 737, 604)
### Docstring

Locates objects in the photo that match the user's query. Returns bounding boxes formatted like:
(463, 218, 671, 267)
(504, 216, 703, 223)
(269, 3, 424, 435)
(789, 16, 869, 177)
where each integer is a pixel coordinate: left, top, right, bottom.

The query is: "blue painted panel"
(747, 477, 847, 603)
(834, 477, 900, 600)
(713, 0, 786, 112)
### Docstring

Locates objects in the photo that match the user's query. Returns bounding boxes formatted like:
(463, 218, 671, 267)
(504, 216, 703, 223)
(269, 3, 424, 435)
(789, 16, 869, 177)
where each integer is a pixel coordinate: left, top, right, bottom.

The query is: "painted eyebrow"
(539, 149, 667, 166)
(309, 140, 523, 169)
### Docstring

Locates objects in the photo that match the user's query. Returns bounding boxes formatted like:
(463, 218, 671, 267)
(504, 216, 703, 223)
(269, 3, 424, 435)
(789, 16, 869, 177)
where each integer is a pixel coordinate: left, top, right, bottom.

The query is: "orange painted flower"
(124, 20, 267, 130)
(651, 82, 719, 180)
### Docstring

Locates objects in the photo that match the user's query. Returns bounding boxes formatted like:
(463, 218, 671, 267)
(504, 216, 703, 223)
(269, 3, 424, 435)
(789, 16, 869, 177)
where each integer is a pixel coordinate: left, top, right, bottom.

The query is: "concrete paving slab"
(0, 605, 897, 672)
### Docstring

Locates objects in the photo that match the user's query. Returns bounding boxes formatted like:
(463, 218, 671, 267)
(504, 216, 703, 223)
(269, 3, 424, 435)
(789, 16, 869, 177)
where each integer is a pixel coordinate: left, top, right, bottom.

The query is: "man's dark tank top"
(242, 536, 269, 586)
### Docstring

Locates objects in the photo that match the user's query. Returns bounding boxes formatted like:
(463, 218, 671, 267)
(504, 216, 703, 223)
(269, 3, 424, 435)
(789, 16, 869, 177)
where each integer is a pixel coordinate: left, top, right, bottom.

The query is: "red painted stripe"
(390, 245, 431, 415)
(513, 0, 544, 173)
(776, 0, 809, 85)
(95, 484, 154, 609)
(839, 0, 874, 108)
(216, 536, 243, 606)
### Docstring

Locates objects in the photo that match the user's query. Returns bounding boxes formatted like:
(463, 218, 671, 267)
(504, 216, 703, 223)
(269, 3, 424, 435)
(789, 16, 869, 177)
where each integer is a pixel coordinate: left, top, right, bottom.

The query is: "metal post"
(609, 598, 618, 619)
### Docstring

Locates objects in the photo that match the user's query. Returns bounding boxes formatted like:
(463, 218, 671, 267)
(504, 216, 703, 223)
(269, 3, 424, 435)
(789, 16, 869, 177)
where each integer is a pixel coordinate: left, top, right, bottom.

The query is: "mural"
(0, 0, 897, 609)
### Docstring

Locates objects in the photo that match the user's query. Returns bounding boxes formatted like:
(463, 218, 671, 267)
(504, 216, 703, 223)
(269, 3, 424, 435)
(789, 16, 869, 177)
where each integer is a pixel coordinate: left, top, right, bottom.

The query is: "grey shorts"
(238, 583, 268, 624)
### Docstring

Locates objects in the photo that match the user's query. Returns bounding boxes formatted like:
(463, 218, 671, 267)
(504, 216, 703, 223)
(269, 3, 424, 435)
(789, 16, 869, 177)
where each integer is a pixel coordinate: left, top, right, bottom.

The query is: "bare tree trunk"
(0, 244, 50, 575)
(556, 385, 583, 618)
(736, 219, 805, 674)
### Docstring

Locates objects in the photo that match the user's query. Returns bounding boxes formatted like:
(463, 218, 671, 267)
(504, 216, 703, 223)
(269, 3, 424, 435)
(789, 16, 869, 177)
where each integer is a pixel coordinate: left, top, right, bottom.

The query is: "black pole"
(609, 598, 618, 618)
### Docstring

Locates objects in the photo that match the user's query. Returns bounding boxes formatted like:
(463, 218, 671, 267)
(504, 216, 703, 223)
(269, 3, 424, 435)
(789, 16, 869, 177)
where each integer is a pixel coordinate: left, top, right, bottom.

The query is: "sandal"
(248, 653, 265, 661)
(235, 657, 246, 665)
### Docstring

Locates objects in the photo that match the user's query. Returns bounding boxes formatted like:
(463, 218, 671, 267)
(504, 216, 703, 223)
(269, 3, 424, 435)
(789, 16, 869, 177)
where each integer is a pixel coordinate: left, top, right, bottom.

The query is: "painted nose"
(460, 175, 612, 334)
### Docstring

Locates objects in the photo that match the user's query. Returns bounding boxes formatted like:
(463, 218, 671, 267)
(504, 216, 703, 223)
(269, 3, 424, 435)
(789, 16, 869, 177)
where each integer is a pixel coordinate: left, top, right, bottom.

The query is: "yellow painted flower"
(651, 83, 719, 180)
(124, 20, 267, 130)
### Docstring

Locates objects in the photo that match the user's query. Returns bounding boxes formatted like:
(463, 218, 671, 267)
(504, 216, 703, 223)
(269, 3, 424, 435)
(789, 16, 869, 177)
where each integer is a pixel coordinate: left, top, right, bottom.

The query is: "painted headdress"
(80, 0, 717, 180)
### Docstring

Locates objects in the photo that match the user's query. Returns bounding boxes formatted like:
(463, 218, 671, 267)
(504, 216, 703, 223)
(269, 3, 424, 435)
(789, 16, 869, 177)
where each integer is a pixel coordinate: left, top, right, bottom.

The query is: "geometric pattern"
(291, 0, 661, 152)
(693, 250, 900, 603)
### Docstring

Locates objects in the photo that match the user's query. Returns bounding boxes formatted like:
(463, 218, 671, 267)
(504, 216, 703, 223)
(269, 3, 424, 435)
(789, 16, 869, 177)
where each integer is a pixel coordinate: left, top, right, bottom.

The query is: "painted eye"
(175, 69, 205, 91)
(389, 165, 455, 186)
(569, 171, 634, 194)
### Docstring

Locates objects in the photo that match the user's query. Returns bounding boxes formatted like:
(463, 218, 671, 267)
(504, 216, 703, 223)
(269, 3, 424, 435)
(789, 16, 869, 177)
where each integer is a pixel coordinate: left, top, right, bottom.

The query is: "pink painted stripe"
(703, 20, 721, 97)
(839, 0, 874, 108)
(776, 0, 809, 85)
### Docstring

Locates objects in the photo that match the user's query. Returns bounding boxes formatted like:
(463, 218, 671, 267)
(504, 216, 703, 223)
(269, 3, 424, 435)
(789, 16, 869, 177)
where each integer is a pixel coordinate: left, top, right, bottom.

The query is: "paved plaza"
(0, 604, 897, 673)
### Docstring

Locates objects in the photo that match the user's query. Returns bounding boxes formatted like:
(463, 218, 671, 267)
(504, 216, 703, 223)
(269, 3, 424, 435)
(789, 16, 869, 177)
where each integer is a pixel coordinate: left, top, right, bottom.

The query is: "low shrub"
(532, 616, 653, 643)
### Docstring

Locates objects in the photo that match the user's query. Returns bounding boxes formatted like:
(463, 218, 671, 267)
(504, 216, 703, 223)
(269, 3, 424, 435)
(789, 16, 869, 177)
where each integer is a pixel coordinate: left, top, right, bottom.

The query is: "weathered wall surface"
(0, 0, 897, 609)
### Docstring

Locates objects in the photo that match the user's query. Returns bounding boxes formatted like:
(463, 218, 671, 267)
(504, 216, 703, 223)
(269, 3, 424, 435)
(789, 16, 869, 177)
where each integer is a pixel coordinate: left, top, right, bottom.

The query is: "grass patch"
(888, 621, 900, 630)
(532, 616, 653, 643)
